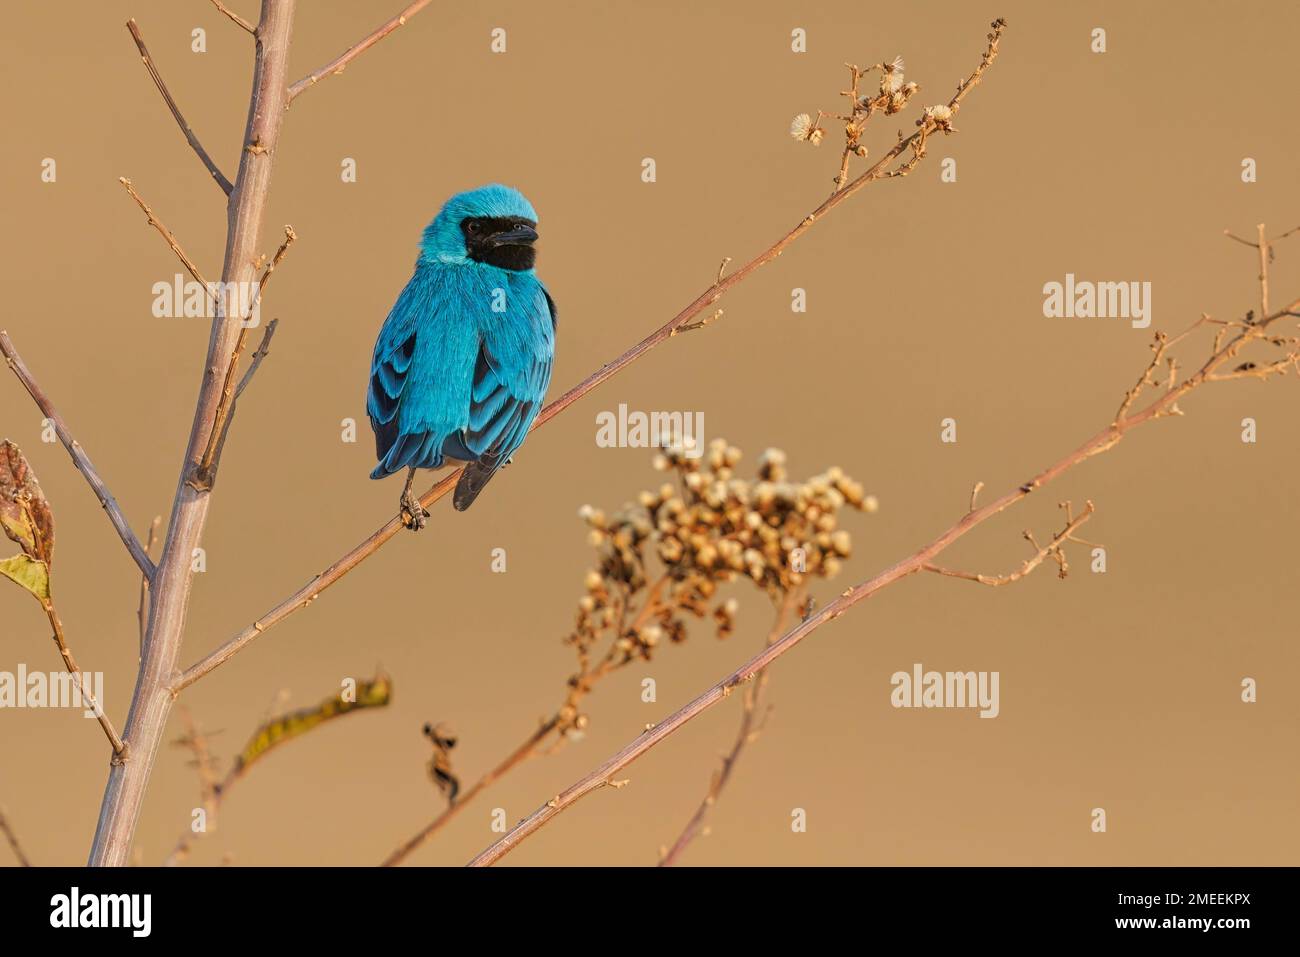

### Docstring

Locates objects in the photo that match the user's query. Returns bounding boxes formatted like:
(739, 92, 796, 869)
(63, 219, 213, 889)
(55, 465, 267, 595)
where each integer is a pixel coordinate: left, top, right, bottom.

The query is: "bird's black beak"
(488, 224, 539, 247)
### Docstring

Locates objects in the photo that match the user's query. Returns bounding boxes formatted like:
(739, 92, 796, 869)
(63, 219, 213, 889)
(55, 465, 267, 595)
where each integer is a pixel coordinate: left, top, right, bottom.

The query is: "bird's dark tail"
(453, 457, 502, 511)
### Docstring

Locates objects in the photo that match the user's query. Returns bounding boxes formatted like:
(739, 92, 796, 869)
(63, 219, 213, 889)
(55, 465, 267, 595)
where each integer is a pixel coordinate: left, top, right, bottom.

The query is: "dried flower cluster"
(557, 440, 876, 735)
(791, 18, 1008, 192)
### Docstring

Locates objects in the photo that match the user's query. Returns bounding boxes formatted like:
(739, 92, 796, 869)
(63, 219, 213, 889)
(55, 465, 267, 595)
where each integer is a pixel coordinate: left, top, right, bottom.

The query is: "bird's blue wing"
(367, 267, 478, 477)
(452, 284, 556, 510)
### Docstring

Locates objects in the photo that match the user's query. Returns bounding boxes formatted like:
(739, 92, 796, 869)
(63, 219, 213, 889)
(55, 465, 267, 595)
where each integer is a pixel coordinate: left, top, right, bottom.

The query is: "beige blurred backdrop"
(1, 0, 1297, 867)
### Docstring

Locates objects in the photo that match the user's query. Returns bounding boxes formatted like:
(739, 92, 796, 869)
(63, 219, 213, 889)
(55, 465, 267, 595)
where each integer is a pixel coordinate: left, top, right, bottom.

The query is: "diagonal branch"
(126, 19, 234, 195)
(208, 0, 256, 35)
(138, 516, 162, 652)
(203, 318, 281, 482)
(287, 0, 435, 102)
(175, 21, 1010, 691)
(43, 601, 127, 757)
(0, 807, 30, 866)
(235, 318, 279, 400)
(0, 332, 154, 578)
(465, 291, 1300, 866)
(120, 178, 211, 291)
(193, 226, 296, 489)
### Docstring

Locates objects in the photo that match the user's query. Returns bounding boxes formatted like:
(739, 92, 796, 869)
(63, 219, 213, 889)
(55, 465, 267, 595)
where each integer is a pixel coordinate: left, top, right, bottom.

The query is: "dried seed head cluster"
(557, 441, 876, 735)
(788, 52, 922, 163)
(876, 55, 919, 112)
(790, 19, 1008, 193)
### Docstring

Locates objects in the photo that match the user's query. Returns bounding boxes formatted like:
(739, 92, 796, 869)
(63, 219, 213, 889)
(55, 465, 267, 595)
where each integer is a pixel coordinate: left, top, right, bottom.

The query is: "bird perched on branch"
(366, 185, 556, 527)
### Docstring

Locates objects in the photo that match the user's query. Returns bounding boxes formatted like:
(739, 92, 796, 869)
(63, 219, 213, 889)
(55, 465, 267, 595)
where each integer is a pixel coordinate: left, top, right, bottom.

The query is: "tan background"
(1, 0, 1297, 866)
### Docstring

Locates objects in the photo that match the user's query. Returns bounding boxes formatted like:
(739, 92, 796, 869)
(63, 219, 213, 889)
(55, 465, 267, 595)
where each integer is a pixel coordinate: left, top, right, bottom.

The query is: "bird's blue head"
(420, 184, 541, 272)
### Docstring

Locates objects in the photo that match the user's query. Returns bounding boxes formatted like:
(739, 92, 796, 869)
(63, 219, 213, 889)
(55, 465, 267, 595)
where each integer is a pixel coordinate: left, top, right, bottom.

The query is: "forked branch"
(126, 19, 233, 195)
(0, 333, 154, 578)
(287, 0, 435, 102)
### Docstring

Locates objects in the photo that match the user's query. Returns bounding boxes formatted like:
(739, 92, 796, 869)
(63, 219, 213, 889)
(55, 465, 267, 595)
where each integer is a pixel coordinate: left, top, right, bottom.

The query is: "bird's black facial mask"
(461, 216, 539, 271)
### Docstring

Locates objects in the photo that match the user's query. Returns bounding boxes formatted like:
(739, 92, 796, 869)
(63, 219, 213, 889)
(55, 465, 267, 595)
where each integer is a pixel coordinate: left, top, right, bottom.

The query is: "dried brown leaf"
(0, 440, 54, 566)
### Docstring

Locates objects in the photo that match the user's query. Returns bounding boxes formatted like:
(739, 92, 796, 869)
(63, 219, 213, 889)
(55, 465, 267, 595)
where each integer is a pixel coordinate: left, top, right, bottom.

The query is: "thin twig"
(194, 227, 296, 488)
(208, 0, 255, 35)
(0, 807, 30, 866)
(236, 318, 279, 400)
(163, 708, 227, 866)
(1115, 331, 1171, 423)
(204, 319, 281, 479)
(138, 516, 162, 653)
(286, 0, 435, 102)
(466, 290, 1300, 866)
(1257, 222, 1270, 319)
(175, 21, 1010, 691)
(126, 19, 234, 195)
(659, 587, 802, 866)
(43, 600, 126, 757)
(922, 500, 1096, 585)
(0, 332, 154, 578)
(119, 178, 211, 291)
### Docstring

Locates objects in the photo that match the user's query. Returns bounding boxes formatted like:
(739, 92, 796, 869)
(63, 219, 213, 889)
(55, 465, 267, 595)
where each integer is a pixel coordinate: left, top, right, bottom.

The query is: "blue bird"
(366, 184, 556, 526)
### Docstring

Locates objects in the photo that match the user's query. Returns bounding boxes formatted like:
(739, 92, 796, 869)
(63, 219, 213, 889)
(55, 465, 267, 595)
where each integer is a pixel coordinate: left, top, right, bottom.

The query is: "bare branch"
(119, 178, 211, 291)
(1257, 223, 1270, 318)
(163, 708, 223, 866)
(126, 19, 233, 195)
(138, 516, 162, 652)
(922, 500, 1096, 585)
(236, 317, 279, 400)
(194, 227, 296, 489)
(0, 332, 154, 578)
(287, 0, 434, 102)
(43, 601, 127, 757)
(208, 0, 255, 35)
(0, 807, 30, 866)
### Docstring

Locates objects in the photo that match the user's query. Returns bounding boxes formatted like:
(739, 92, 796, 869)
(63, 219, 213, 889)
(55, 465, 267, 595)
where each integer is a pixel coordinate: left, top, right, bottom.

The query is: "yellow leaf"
(0, 554, 51, 603)
(235, 673, 392, 773)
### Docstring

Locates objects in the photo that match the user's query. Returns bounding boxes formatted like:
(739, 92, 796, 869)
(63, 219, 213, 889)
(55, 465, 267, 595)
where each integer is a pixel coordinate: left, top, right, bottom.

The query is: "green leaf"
(0, 554, 51, 603)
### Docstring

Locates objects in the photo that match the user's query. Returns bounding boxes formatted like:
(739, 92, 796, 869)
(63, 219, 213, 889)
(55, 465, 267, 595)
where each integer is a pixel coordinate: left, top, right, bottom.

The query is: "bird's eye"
(466, 221, 480, 233)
